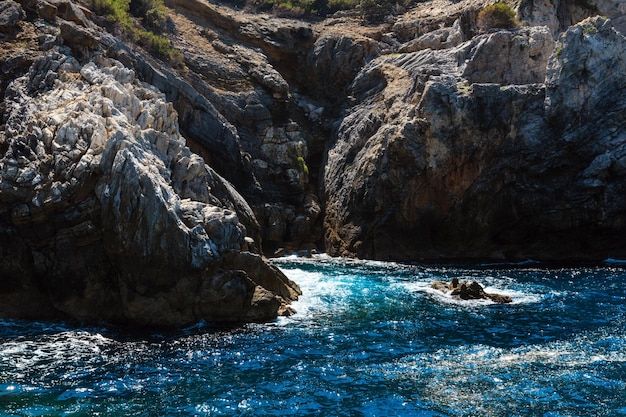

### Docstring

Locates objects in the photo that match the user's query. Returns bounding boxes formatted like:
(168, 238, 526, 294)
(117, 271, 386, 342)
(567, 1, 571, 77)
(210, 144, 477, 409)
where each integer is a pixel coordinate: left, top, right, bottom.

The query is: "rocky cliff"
(324, 12, 626, 262)
(0, 3, 300, 325)
(143, 0, 625, 263)
(1, 0, 625, 323)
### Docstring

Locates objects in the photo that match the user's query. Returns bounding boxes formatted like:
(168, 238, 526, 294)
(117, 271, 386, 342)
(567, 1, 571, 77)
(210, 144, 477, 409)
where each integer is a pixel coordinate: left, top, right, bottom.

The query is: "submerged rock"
(431, 279, 512, 304)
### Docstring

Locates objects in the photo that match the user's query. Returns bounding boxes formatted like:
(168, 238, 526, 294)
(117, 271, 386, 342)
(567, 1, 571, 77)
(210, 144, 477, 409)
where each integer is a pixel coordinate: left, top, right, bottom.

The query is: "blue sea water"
(1, 256, 625, 416)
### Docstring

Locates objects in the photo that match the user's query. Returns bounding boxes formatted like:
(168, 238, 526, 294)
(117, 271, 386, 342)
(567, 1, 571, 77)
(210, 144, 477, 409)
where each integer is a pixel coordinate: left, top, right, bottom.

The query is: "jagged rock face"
(0, 49, 300, 325)
(304, 34, 381, 102)
(137, 0, 324, 254)
(519, 0, 626, 37)
(0, 0, 24, 32)
(392, 0, 483, 42)
(398, 23, 464, 53)
(459, 26, 553, 84)
(3, 0, 626, 288)
(324, 18, 626, 262)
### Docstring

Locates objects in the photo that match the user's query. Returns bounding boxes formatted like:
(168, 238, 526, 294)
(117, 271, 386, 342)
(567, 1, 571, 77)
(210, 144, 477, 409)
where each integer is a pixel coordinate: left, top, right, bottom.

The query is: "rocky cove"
(0, 0, 625, 325)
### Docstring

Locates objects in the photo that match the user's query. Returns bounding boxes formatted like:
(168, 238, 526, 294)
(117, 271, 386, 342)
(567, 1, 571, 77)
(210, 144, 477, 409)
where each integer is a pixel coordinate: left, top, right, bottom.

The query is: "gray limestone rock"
(324, 18, 626, 262)
(0, 51, 299, 326)
(399, 22, 464, 53)
(0, 0, 24, 32)
(3, 0, 626, 293)
(518, 0, 626, 37)
(305, 34, 381, 102)
(460, 26, 554, 85)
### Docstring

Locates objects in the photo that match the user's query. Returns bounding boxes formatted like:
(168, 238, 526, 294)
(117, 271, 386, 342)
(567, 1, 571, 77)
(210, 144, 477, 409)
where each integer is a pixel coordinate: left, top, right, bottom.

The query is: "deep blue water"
(1, 256, 625, 416)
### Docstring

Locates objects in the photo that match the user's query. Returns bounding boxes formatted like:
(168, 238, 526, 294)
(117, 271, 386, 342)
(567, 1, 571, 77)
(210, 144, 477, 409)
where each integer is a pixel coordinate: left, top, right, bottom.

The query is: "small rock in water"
(431, 279, 512, 304)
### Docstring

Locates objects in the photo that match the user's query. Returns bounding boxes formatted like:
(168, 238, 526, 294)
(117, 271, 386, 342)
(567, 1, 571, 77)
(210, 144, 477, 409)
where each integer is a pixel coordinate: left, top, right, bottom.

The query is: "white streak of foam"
(276, 267, 349, 325)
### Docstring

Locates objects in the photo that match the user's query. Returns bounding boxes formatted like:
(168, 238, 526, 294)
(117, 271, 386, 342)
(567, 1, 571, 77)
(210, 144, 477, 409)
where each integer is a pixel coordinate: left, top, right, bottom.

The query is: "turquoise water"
(1, 256, 625, 416)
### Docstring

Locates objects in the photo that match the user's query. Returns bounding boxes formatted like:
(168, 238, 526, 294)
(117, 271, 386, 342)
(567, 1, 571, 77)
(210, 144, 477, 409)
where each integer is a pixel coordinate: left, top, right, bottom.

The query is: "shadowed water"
(1, 256, 625, 416)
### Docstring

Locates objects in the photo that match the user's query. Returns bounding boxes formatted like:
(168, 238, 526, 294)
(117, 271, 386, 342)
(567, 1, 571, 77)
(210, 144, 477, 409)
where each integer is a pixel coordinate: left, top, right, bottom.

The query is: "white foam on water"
(387, 329, 626, 385)
(369, 335, 625, 417)
(278, 257, 549, 317)
(276, 266, 350, 324)
(0, 331, 121, 378)
(483, 286, 543, 305)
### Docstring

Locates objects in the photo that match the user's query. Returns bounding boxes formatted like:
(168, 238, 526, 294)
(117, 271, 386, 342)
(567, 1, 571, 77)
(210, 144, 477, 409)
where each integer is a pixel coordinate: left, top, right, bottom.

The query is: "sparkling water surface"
(1, 256, 625, 416)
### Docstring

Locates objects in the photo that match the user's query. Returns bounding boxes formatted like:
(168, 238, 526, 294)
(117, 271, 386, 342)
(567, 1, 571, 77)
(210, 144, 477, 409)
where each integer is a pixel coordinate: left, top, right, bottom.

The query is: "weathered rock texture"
(519, 0, 626, 37)
(0, 47, 299, 325)
(136, 0, 625, 262)
(324, 17, 626, 262)
(156, 0, 324, 254)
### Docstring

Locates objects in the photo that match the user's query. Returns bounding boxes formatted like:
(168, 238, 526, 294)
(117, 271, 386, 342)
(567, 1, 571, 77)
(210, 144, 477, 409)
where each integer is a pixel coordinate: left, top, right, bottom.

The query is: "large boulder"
(460, 26, 554, 84)
(0, 50, 300, 326)
(304, 34, 381, 102)
(324, 18, 626, 262)
(0, 0, 24, 33)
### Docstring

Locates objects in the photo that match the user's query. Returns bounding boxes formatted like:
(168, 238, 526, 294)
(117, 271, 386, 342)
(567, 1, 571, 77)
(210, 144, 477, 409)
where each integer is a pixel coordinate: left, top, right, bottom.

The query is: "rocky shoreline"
(1, 0, 625, 325)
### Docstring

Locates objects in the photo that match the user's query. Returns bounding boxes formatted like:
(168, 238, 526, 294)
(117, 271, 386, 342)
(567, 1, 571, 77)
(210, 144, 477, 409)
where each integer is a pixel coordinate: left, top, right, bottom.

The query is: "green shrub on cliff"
(89, 0, 183, 66)
(358, 0, 392, 22)
(477, 2, 519, 33)
(327, 0, 358, 13)
(130, 0, 168, 31)
(250, 0, 314, 16)
(91, 0, 134, 29)
(296, 156, 309, 175)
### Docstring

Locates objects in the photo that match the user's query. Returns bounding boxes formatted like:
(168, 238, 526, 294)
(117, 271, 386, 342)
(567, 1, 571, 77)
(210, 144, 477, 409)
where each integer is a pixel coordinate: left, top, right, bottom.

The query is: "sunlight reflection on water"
(1, 257, 625, 416)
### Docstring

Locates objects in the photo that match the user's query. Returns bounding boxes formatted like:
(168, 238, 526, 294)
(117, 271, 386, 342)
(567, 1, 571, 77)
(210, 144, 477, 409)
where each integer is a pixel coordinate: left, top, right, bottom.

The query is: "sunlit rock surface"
(0, 50, 299, 325)
(324, 17, 626, 262)
(431, 279, 512, 303)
